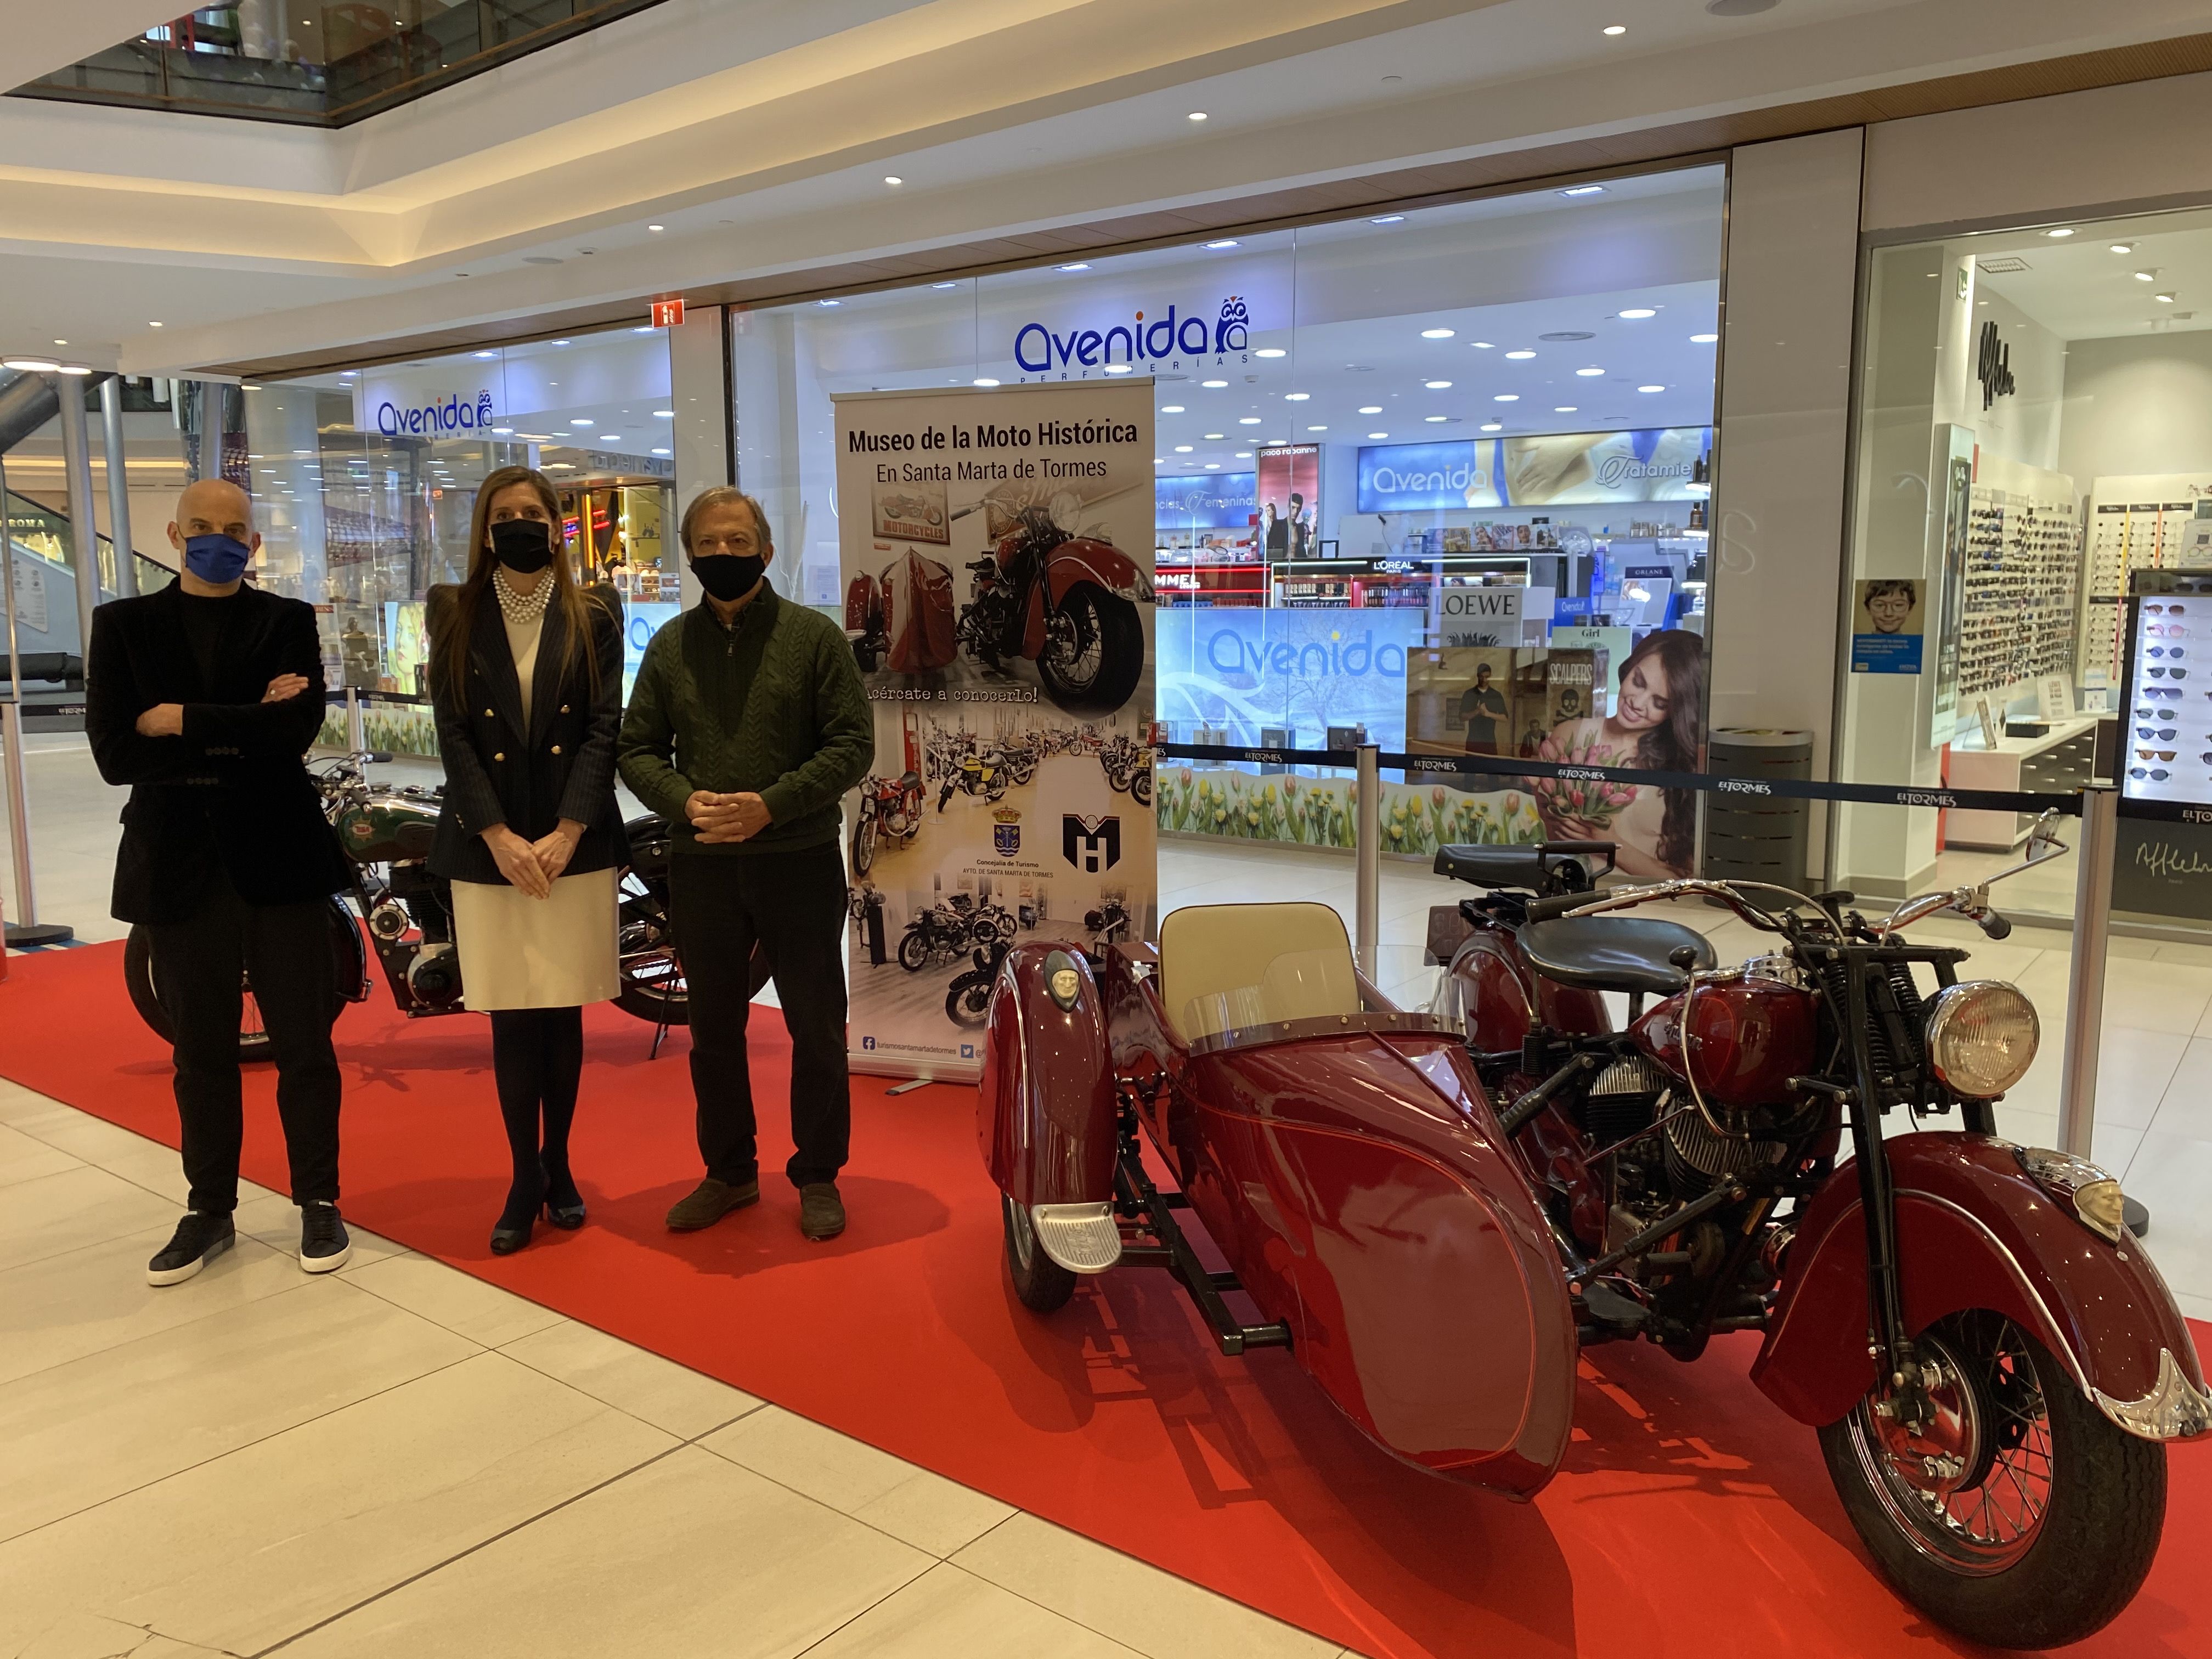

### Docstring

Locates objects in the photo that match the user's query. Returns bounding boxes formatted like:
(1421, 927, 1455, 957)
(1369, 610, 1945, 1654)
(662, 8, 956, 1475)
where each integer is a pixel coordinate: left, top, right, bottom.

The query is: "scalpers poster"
(832, 381, 1158, 1078)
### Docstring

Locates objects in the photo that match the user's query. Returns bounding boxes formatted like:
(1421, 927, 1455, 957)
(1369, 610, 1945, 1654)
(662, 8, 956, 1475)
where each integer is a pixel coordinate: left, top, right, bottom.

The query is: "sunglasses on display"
(2152, 647, 2188, 658)
(2138, 727, 2177, 740)
(2149, 623, 2190, 636)
(2132, 768, 2172, 781)
(2138, 749, 2178, 761)
(2147, 603, 2190, 614)
(2145, 686, 2182, 699)
(2151, 667, 2188, 679)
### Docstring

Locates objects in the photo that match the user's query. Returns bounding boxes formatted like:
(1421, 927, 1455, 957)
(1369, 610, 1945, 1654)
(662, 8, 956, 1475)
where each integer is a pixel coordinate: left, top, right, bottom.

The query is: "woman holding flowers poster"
(1532, 628, 1705, 879)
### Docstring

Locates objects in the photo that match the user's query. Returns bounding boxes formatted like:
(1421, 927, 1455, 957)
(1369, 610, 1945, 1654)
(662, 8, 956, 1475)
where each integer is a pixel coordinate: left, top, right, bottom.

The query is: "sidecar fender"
(1752, 1132, 2210, 1437)
(1045, 539, 1150, 606)
(977, 943, 1117, 1214)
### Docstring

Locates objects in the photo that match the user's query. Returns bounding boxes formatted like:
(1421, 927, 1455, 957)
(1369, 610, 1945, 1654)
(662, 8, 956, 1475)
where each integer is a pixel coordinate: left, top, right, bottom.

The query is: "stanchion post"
(0, 442, 71, 947)
(1355, 744, 1380, 981)
(2057, 785, 2118, 1164)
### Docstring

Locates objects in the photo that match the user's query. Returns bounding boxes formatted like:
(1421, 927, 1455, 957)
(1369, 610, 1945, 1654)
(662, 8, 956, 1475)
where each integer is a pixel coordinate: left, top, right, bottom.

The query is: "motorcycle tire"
(993, 911, 1017, 939)
(1131, 768, 1153, 806)
(1001, 1191, 1077, 1313)
(853, 814, 877, 877)
(123, 898, 359, 1064)
(1816, 1308, 2165, 1650)
(1037, 584, 1143, 717)
(612, 817, 769, 1025)
(898, 929, 933, 972)
(946, 977, 992, 1029)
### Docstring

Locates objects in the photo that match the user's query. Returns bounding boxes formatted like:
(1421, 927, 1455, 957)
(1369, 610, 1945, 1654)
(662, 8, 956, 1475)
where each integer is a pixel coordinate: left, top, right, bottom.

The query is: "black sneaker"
(299, 1201, 352, 1273)
(799, 1182, 845, 1242)
(147, 1212, 235, 1286)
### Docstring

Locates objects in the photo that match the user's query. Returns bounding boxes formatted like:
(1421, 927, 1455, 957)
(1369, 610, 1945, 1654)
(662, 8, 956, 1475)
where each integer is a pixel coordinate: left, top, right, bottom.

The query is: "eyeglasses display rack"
(1955, 482, 2079, 698)
(2079, 475, 2212, 693)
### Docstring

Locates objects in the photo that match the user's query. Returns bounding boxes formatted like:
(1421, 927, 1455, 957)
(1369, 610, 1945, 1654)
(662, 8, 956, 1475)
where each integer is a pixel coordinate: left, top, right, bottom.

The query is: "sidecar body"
(977, 902, 1579, 1497)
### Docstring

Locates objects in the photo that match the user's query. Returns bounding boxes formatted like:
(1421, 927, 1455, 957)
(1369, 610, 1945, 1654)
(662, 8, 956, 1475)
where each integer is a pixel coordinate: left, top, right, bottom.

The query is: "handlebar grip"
(365, 751, 394, 764)
(1979, 911, 2012, 941)
(1521, 893, 1589, 923)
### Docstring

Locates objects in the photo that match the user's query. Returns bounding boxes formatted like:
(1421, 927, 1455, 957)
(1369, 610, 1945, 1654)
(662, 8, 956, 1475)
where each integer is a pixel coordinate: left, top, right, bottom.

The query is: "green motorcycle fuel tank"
(333, 788, 441, 865)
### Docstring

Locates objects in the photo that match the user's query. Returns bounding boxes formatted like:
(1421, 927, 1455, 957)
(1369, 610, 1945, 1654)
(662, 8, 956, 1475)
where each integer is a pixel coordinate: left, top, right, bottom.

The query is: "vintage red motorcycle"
(850, 771, 925, 876)
(955, 504, 1148, 715)
(978, 818, 2208, 1650)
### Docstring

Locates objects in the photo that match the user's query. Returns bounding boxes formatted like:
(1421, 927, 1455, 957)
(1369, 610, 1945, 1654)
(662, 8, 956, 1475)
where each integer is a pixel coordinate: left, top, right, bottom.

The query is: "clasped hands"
(685, 788, 772, 845)
(483, 819, 586, 900)
(135, 672, 309, 737)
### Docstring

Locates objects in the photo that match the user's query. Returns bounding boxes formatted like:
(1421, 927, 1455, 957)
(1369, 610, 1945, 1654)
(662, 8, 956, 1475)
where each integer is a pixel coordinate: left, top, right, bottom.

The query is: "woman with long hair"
(1536, 628, 1704, 879)
(427, 465, 627, 1254)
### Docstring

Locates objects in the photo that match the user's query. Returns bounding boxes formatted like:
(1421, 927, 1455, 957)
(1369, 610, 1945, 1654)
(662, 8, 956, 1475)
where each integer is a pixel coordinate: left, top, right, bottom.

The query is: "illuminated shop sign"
(375, 390, 498, 438)
(1355, 428, 1713, 511)
(1013, 296, 1252, 375)
(1155, 472, 1256, 528)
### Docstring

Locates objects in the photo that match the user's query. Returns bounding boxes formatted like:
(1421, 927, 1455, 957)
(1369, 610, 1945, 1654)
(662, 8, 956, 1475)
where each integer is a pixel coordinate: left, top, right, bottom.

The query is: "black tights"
(489, 1007, 585, 1228)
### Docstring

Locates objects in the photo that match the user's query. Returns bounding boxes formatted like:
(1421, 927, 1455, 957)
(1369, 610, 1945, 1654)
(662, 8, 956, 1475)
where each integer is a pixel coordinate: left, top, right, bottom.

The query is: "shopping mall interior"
(8, 4, 2212, 1657)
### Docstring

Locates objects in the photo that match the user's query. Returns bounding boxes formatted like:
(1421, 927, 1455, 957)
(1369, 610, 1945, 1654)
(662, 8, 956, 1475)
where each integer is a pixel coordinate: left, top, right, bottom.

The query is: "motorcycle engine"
(367, 900, 411, 942)
(405, 942, 465, 1008)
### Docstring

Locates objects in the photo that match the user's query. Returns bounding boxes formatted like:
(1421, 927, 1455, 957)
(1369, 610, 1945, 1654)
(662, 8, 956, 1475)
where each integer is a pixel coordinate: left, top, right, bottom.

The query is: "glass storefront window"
(244, 327, 674, 730)
(1837, 201, 2212, 929)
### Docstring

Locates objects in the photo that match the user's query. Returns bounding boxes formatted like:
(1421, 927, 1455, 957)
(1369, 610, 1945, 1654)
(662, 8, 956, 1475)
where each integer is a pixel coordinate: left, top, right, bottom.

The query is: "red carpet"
(4, 941, 2208, 1659)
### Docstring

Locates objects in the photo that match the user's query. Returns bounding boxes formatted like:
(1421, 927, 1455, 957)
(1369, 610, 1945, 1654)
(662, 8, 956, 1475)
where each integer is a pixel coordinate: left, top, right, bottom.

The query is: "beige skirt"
(451, 865, 621, 1011)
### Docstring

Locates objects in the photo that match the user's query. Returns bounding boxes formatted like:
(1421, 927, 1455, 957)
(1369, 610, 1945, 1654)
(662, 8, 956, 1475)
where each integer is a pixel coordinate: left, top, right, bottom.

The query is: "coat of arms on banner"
(833, 379, 1159, 1079)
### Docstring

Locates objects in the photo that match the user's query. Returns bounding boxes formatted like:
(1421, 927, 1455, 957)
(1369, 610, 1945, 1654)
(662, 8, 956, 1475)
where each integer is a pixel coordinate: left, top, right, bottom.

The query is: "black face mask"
(488, 517, 554, 573)
(692, 554, 764, 602)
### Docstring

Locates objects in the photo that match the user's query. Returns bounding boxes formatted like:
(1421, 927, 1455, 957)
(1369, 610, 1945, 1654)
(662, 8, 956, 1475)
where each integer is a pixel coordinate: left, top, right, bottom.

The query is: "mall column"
(100, 377, 138, 598)
(0, 442, 72, 947)
(58, 371, 100, 659)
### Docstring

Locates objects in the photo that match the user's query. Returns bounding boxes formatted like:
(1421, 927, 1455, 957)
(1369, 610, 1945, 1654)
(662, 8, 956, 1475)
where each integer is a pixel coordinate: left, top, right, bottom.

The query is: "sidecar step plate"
(1032, 1203, 1122, 1273)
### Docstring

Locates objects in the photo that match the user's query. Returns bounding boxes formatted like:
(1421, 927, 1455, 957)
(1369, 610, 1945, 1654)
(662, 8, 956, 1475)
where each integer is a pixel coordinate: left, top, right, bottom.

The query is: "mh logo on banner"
(1063, 814, 1121, 873)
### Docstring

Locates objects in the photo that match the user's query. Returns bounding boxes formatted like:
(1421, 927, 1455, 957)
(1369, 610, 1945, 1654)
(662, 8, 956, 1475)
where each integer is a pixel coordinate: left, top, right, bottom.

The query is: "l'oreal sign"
(1013, 296, 1251, 375)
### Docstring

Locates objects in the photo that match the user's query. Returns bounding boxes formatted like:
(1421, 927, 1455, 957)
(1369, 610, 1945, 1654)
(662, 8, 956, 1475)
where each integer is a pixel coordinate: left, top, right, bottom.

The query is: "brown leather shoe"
(799, 1182, 845, 1242)
(665, 1177, 760, 1232)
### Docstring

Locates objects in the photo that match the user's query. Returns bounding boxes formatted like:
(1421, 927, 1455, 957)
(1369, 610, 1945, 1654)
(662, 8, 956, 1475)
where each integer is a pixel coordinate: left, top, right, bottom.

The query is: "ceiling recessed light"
(1471, 341, 1496, 349)
(1204, 462, 1221, 470)
(2110, 244, 2135, 255)
(1369, 215, 1404, 225)
(2136, 270, 2158, 281)
(2, 359, 58, 373)
(1576, 366, 1605, 376)
(1425, 380, 1453, 390)
(932, 281, 959, 290)
(1188, 111, 1208, 122)
(1481, 421, 1503, 431)
(148, 320, 162, 328)
(1638, 383, 1666, 392)
(1618, 308, 1656, 319)
(1559, 185, 1606, 198)
(1235, 450, 1254, 458)
(1425, 415, 1448, 423)
(1555, 405, 1578, 413)
(1204, 239, 1238, 250)
(52, 340, 65, 346)
(654, 409, 674, 417)
(1202, 379, 1228, 388)
(1161, 404, 1185, 413)
(2158, 292, 2177, 303)
(883, 177, 902, 187)
(570, 417, 593, 426)
(1690, 332, 1719, 343)
(472, 349, 497, 359)
(340, 370, 356, 379)
(1284, 391, 1310, 400)
(1205, 432, 1226, 439)
(651, 447, 672, 456)
(1368, 431, 1389, 439)
(1057, 262, 1091, 272)
(2045, 227, 2074, 238)
(1104, 364, 1132, 374)
(1420, 327, 1455, 339)
(1504, 349, 1536, 360)
(648, 223, 665, 232)
(491, 426, 515, 435)
(1494, 393, 1519, 402)
(1254, 347, 1286, 358)
(973, 376, 1000, 386)
(1238, 416, 1261, 425)
(1305, 426, 1326, 432)
(1601, 24, 1626, 35)
(1359, 405, 1383, 414)
(553, 338, 571, 346)
(1174, 444, 1193, 452)
(819, 298, 842, 306)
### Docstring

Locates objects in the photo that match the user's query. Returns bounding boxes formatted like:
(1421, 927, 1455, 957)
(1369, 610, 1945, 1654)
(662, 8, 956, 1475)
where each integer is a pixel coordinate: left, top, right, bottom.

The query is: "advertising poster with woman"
(832, 381, 1156, 1079)
(1530, 629, 1706, 879)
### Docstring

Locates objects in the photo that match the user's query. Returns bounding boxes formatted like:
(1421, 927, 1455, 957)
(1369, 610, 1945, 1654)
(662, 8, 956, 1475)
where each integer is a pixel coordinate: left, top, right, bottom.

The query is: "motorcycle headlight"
(1923, 980, 2039, 1098)
(2017, 1146, 2129, 1243)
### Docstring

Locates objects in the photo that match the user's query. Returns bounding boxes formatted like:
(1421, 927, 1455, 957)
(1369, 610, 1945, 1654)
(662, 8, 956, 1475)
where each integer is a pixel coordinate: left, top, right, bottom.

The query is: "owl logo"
(1215, 296, 1251, 353)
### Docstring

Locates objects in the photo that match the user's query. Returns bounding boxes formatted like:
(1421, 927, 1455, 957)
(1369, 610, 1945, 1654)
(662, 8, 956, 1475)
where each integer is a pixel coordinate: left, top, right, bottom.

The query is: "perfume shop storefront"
(733, 164, 1725, 876)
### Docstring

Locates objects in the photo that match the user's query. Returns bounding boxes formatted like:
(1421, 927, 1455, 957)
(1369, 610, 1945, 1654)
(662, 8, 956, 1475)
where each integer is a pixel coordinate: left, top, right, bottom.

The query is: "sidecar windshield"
(1181, 946, 1362, 1041)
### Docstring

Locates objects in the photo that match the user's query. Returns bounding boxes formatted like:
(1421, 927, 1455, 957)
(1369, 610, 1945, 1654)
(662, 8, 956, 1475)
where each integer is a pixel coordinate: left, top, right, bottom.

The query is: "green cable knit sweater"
(616, 583, 873, 855)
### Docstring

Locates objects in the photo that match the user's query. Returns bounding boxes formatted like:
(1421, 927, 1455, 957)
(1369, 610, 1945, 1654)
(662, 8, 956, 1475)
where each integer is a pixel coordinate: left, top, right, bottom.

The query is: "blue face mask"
(183, 533, 252, 585)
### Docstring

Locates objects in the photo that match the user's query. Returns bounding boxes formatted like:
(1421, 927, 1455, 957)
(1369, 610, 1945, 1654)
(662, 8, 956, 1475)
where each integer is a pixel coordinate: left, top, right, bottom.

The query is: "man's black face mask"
(692, 554, 764, 602)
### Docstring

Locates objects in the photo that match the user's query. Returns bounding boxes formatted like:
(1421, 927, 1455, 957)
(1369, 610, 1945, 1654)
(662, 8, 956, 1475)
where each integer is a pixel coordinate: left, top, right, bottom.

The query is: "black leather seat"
(1518, 917, 1717, 996)
(1434, 843, 1595, 891)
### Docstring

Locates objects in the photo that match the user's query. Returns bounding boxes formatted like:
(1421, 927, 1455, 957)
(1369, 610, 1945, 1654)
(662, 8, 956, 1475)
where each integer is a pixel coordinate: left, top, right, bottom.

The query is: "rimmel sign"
(1014, 297, 1251, 374)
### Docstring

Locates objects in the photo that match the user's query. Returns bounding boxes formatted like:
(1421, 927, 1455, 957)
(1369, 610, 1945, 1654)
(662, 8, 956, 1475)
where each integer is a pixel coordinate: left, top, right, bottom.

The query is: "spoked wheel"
(946, 977, 992, 1029)
(1001, 1191, 1076, 1312)
(124, 903, 356, 1064)
(1037, 583, 1142, 715)
(852, 812, 878, 876)
(1131, 767, 1153, 806)
(1818, 1310, 2166, 1649)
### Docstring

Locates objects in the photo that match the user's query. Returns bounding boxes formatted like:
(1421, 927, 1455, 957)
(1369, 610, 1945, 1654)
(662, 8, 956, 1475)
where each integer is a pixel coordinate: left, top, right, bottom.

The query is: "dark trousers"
(669, 841, 849, 1188)
(145, 881, 342, 1214)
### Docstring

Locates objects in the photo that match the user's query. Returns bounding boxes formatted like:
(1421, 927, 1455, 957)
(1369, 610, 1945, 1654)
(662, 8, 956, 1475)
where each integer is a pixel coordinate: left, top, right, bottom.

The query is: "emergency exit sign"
(650, 298, 686, 328)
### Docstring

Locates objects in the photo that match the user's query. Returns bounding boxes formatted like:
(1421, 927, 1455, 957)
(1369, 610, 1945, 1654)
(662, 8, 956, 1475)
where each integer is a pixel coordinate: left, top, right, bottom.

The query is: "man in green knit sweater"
(618, 488, 873, 1241)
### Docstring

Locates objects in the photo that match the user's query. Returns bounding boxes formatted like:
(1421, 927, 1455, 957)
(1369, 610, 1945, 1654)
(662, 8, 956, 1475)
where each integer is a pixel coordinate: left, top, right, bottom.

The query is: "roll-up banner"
(832, 381, 1158, 1079)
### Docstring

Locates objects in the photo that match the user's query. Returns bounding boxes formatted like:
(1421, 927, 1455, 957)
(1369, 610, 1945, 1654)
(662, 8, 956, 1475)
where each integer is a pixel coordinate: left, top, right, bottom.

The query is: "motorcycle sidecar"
(978, 902, 1578, 1497)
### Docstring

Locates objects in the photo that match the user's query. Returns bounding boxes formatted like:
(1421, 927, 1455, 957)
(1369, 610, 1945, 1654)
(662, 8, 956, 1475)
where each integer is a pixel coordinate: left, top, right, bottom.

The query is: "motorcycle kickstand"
(650, 1015, 672, 1060)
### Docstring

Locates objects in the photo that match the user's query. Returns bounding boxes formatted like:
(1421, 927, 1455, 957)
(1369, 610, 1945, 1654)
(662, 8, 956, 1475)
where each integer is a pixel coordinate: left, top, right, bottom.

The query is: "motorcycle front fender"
(1752, 1131, 2211, 1440)
(1044, 538, 1148, 606)
(977, 943, 1117, 1211)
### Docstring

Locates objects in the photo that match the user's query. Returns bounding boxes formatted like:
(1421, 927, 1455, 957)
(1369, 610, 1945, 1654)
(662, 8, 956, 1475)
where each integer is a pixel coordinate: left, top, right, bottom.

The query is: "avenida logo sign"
(1015, 297, 1251, 375)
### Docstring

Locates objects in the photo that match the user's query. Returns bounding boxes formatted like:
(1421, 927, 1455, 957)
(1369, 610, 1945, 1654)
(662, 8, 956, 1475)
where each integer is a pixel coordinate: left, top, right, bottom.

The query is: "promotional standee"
(833, 381, 1158, 1077)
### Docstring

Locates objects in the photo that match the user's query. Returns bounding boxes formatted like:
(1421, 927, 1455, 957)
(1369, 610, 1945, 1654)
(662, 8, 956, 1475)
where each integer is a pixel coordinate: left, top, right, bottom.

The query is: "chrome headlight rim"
(2016, 1144, 2129, 1244)
(1925, 979, 2039, 1099)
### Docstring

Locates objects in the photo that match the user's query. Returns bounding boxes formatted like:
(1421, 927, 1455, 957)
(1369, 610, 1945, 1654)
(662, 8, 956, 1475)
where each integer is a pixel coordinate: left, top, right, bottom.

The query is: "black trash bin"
(1703, 729, 1812, 894)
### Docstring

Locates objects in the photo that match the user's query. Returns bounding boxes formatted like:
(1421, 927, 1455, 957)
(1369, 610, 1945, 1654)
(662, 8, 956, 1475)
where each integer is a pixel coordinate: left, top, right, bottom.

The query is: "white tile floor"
(4, 743, 2211, 1655)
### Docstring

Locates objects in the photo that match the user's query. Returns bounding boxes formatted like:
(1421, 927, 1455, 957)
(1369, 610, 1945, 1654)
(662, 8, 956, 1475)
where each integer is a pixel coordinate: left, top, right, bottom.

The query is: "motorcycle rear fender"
(1752, 1131, 2211, 1438)
(1043, 538, 1148, 606)
(977, 943, 1118, 1210)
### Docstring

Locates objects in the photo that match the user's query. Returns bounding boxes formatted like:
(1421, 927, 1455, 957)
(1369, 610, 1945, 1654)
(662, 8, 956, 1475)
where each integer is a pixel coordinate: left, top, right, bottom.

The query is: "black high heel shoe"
(492, 1169, 546, 1255)
(541, 1155, 586, 1231)
(490, 1215, 535, 1255)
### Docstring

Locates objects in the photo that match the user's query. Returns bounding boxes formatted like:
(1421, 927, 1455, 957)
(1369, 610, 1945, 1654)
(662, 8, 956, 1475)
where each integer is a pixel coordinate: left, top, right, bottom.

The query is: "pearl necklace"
(492, 566, 554, 627)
